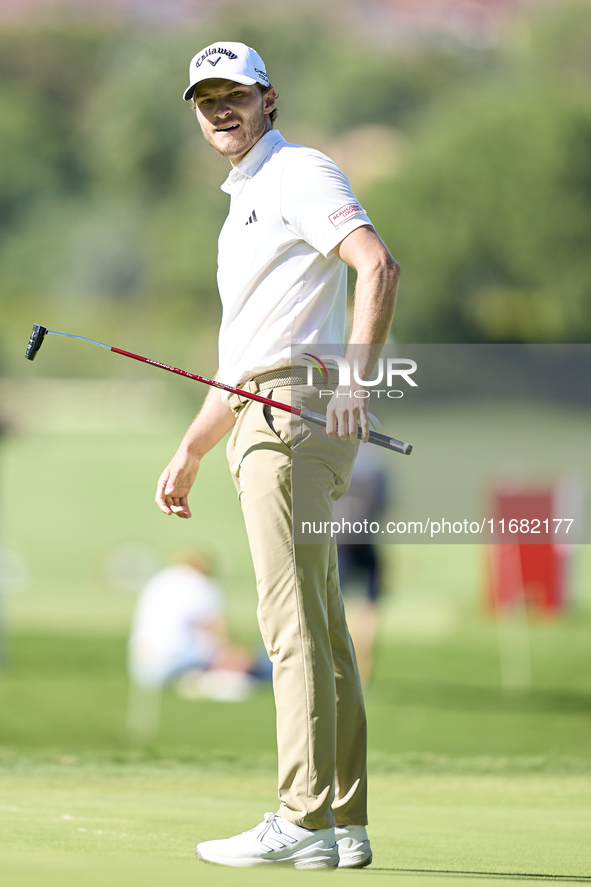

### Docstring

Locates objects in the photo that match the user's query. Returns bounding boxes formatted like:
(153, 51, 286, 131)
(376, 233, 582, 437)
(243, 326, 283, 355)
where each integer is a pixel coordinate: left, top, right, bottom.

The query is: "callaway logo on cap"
(183, 41, 270, 101)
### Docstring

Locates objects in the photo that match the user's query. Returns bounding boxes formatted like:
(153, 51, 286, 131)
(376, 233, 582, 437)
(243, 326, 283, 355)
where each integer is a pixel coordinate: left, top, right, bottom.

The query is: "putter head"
(25, 323, 48, 361)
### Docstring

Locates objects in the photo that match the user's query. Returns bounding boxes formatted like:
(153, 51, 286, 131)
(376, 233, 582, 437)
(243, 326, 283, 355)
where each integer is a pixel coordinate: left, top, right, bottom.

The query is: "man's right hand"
(154, 379, 237, 520)
(155, 449, 201, 519)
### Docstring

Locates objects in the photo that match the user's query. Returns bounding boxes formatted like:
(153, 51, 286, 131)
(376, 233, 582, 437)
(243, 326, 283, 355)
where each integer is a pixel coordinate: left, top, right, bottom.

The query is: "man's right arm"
(155, 378, 236, 519)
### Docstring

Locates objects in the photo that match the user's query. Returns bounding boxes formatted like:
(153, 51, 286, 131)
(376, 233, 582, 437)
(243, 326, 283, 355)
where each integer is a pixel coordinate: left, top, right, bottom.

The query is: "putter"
(25, 323, 412, 455)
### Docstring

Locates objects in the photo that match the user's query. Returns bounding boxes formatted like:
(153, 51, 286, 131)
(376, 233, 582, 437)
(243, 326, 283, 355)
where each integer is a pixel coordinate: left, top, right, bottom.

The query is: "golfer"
(156, 41, 399, 869)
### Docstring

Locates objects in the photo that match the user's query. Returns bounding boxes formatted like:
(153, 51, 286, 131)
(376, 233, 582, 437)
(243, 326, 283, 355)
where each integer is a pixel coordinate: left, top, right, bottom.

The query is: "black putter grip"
(300, 409, 412, 455)
(25, 323, 48, 360)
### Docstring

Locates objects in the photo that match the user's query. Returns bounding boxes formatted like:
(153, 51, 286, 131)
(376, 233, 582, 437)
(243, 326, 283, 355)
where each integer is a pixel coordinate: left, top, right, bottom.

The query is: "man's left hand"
(325, 387, 369, 442)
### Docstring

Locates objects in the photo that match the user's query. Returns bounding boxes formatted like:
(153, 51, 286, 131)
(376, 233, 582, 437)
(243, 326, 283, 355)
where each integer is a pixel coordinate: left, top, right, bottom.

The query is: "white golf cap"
(183, 41, 270, 101)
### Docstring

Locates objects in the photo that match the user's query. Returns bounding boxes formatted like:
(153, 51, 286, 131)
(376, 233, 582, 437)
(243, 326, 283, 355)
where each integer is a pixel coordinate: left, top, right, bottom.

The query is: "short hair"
(191, 83, 278, 126)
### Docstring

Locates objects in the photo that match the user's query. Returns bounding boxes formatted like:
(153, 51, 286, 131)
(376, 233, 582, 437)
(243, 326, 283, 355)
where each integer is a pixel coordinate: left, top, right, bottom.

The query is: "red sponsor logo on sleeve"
(328, 203, 365, 228)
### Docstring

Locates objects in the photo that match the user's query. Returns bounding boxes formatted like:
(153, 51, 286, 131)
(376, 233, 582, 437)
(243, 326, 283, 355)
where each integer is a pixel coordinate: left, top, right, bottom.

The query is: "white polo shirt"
(128, 565, 223, 675)
(217, 129, 372, 391)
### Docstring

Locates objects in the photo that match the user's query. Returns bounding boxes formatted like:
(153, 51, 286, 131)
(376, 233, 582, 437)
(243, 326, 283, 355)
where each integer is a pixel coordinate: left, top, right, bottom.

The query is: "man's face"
(192, 79, 276, 165)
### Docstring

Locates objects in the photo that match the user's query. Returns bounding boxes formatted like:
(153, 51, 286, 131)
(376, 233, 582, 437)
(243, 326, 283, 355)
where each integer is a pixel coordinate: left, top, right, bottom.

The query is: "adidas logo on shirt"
(245, 210, 258, 225)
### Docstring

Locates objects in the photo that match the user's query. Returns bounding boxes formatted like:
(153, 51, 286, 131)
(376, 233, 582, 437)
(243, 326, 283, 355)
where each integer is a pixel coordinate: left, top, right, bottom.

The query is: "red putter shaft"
(25, 326, 411, 455)
(112, 347, 412, 455)
(112, 347, 294, 410)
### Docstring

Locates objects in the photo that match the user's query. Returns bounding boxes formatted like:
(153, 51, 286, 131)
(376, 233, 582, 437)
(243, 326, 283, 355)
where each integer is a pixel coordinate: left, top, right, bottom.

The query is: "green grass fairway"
(1, 626, 590, 884)
(1, 756, 590, 886)
(2, 403, 590, 637)
(1, 411, 590, 885)
(1, 622, 591, 757)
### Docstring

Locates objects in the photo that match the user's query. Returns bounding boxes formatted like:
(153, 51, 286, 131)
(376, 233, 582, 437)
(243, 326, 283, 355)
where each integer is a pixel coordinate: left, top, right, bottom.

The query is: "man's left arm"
(325, 225, 400, 442)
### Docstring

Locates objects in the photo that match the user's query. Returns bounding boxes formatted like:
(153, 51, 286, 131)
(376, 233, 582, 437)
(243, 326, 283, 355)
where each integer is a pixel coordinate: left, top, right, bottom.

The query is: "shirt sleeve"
(280, 151, 373, 258)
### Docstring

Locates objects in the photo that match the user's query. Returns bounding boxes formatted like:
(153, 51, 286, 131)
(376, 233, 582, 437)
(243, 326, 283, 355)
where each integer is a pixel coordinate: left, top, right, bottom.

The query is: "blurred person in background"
(334, 446, 390, 687)
(128, 548, 269, 702)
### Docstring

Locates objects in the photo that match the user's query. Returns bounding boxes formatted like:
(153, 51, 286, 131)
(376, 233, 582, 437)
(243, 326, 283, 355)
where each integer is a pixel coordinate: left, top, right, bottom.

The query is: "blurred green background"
(2, 0, 591, 366)
(0, 1, 590, 882)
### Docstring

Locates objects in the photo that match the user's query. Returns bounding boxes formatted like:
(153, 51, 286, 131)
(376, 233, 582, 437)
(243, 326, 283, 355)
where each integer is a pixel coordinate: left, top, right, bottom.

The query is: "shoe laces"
(252, 812, 282, 841)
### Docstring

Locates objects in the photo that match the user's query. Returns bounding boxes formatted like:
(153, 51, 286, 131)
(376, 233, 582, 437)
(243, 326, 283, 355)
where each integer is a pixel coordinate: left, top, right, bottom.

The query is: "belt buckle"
(244, 378, 260, 394)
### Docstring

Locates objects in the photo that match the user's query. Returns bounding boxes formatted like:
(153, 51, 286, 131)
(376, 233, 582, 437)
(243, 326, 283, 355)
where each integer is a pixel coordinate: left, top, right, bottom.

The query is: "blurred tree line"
(0, 2, 590, 377)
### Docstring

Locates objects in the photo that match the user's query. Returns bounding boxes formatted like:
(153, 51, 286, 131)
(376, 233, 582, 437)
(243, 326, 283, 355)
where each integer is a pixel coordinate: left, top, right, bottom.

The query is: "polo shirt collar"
(221, 129, 285, 193)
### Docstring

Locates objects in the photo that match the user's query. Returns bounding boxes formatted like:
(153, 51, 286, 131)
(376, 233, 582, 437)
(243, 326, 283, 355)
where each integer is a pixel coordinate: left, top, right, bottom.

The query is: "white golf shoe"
(335, 825, 373, 868)
(195, 812, 339, 868)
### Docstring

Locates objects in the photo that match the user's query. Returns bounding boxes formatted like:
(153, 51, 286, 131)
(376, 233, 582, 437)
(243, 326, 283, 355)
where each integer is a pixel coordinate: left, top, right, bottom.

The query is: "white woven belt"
(247, 368, 338, 392)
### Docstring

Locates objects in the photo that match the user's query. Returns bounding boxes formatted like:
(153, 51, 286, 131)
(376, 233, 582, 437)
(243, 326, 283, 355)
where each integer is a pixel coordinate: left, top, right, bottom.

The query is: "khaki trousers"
(226, 382, 368, 830)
